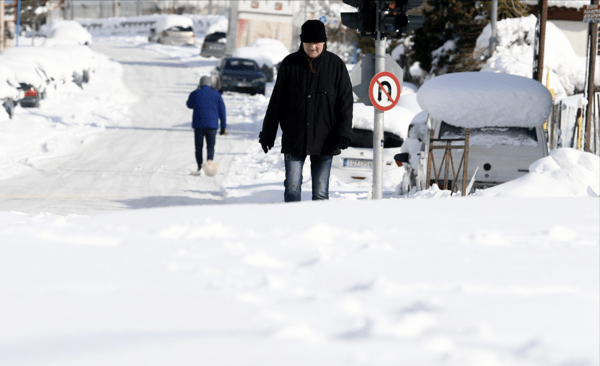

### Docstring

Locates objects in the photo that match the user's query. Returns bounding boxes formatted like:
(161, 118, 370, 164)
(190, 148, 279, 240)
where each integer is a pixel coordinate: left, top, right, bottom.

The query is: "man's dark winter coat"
(260, 46, 353, 156)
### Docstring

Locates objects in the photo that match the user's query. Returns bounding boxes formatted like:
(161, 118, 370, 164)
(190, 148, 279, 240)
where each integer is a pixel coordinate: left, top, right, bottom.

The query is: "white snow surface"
(0, 25, 598, 366)
(417, 72, 553, 128)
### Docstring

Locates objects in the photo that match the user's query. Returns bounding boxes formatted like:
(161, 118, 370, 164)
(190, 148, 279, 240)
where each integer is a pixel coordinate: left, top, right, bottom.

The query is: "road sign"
(584, 4, 600, 23)
(369, 71, 401, 111)
(351, 53, 403, 106)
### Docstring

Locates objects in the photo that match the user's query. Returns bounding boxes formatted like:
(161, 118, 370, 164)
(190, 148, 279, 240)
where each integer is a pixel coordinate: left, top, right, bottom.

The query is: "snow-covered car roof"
(417, 72, 553, 129)
(1, 47, 73, 84)
(45, 20, 93, 46)
(0, 56, 47, 89)
(152, 15, 194, 32)
(232, 38, 290, 68)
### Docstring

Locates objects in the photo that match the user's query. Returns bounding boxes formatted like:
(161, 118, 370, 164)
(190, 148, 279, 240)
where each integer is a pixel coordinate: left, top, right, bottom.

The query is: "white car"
(44, 21, 93, 46)
(332, 126, 404, 182)
(149, 15, 196, 46)
(397, 72, 553, 194)
(331, 99, 418, 183)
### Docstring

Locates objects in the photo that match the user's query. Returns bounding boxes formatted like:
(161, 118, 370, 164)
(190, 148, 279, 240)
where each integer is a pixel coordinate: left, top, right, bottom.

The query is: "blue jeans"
(194, 128, 217, 169)
(284, 154, 333, 202)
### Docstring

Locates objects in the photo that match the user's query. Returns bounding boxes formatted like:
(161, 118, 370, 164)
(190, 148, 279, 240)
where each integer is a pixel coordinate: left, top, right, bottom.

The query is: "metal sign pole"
(372, 0, 385, 199)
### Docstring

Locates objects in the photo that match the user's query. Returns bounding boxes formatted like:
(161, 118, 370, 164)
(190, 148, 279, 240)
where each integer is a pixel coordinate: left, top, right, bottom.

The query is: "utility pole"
(532, 0, 548, 83)
(584, 0, 599, 152)
(225, 0, 238, 56)
(0, 0, 5, 51)
(15, 0, 21, 46)
(489, 0, 498, 53)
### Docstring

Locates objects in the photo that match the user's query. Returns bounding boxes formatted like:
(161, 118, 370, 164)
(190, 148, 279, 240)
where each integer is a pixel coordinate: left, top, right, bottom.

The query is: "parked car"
(18, 83, 41, 108)
(0, 57, 49, 108)
(332, 126, 404, 182)
(331, 101, 418, 183)
(200, 32, 227, 58)
(232, 38, 290, 82)
(210, 57, 266, 95)
(397, 72, 553, 194)
(44, 20, 93, 46)
(149, 15, 196, 46)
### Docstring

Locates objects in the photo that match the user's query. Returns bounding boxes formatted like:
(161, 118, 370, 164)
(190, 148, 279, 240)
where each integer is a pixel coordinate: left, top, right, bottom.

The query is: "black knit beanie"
(300, 20, 327, 43)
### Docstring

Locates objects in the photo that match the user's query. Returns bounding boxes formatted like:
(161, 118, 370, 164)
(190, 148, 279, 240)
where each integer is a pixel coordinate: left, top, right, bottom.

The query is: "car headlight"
(221, 75, 233, 81)
(253, 77, 265, 84)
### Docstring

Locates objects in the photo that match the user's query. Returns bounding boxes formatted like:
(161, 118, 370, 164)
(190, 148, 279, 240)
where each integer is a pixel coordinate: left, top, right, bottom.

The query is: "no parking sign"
(369, 71, 401, 111)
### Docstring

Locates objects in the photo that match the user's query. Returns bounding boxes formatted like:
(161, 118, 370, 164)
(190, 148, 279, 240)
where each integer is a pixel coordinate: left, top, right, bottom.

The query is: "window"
(225, 60, 259, 72)
(205, 32, 226, 42)
(350, 128, 403, 148)
(439, 121, 538, 148)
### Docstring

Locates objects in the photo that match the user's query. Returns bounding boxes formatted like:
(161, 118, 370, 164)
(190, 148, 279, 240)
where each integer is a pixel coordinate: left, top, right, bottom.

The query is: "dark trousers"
(194, 128, 217, 170)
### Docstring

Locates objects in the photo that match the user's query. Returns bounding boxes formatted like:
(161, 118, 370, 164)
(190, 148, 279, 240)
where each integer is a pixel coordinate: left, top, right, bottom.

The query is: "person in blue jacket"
(186, 75, 226, 176)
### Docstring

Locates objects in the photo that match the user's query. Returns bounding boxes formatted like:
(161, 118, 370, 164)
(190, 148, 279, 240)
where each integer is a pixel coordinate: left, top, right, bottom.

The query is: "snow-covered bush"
(475, 15, 586, 98)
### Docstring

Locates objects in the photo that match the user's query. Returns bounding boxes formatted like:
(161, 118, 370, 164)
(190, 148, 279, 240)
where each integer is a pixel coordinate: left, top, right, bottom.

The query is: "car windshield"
(439, 122, 538, 148)
(350, 128, 403, 149)
(225, 60, 258, 72)
(205, 33, 226, 42)
(167, 26, 193, 32)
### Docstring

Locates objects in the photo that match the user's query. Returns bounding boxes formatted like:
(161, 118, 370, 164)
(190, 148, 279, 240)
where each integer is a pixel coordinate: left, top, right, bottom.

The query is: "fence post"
(462, 129, 470, 196)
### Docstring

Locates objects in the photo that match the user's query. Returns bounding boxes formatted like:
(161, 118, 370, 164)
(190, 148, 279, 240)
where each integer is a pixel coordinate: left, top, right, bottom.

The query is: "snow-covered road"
(0, 43, 266, 214)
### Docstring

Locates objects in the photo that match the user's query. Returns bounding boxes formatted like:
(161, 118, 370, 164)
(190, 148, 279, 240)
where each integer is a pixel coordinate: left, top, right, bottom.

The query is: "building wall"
(236, 0, 304, 51)
(551, 20, 588, 57)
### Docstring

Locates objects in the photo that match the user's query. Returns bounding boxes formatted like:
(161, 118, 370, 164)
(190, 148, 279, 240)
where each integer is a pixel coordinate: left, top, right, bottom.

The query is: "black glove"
(220, 128, 226, 135)
(339, 136, 351, 150)
(260, 141, 272, 154)
(258, 131, 272, 154)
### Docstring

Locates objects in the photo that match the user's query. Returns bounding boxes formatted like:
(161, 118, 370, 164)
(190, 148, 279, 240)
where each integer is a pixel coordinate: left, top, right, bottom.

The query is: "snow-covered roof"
(519, 0, 589, 10)
(417, 72, 553, 129)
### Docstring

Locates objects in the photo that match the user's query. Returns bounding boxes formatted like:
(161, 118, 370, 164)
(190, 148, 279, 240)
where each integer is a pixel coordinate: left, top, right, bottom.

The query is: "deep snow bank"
(475, 148, 600, 197)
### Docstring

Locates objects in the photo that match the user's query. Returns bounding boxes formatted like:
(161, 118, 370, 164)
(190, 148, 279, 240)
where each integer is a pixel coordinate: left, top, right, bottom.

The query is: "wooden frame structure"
(426, 128, 471, 196)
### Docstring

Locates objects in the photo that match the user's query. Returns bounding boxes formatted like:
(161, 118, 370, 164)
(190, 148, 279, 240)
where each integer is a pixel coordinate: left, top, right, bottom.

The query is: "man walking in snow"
(186, 75, 226, 176)
(259, 19, 353, 202)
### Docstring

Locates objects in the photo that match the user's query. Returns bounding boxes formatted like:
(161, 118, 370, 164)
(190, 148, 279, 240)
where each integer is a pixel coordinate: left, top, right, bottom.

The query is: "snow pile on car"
(153, 14, 194, 32)
(417, 71, 553, 129)
(232, 38, 290, 68)
(43, 20, 93, 46)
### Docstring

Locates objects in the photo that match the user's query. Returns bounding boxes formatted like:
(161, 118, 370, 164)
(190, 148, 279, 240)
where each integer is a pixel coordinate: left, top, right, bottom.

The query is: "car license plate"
(343, 158, 372, 168)
(237, 82, 252, 87)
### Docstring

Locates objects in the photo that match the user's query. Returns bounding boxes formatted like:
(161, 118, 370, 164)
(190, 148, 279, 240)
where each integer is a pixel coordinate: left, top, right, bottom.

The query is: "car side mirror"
(394, 153, 409, 163)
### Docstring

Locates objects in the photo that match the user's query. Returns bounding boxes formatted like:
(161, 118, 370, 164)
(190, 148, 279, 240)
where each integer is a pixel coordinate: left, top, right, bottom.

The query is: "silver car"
(201, 32, 227, 58)
(149, 15, 196, 46)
